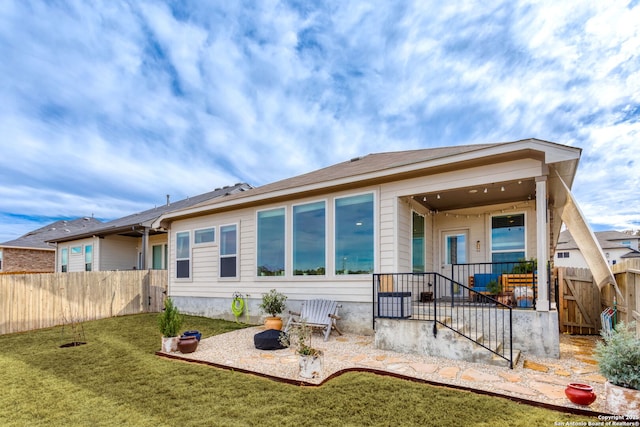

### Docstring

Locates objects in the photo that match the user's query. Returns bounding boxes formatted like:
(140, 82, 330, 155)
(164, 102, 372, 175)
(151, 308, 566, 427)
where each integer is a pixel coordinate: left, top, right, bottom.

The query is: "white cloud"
(1, 0, 639, 241)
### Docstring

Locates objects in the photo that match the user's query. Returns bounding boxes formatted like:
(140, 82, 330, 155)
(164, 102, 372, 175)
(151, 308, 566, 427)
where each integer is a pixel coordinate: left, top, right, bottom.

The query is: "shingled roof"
(47, 183, 253, 243)
(1, 217, 103, 250)
(156, 138, 575, 222)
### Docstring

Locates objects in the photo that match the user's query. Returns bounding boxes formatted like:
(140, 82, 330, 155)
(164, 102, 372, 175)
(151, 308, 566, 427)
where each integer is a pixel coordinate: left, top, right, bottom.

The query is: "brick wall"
(2, 248, 55, 273)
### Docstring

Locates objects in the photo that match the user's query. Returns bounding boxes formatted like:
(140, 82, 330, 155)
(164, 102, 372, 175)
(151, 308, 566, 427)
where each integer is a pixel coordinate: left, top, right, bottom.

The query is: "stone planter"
(604, 381, 640, 418)
(299, 353, 323, 379)
(161, 336, 179, 352)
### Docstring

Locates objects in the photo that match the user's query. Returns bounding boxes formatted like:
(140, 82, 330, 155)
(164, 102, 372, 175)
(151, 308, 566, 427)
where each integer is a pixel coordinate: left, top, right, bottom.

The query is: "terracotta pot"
(264, 316, 283, 331)
(177, 336, 198, 354)
(565, 383, 596, 406)
(604, 381, 640, 418)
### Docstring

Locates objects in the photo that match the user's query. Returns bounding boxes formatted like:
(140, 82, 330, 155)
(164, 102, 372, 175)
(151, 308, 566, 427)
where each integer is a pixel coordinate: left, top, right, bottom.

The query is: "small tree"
(158, 297, 182, 338)
(259, 289, 287, 317)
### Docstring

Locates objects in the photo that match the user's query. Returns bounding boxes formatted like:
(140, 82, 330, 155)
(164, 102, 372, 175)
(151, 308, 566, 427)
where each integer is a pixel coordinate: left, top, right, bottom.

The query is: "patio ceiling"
(412, 178, 537, 212)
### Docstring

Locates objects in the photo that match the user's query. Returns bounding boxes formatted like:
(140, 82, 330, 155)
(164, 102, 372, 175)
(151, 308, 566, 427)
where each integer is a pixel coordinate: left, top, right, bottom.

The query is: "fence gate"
(143, 270, 168, 312)
(557, 267, 601, 335)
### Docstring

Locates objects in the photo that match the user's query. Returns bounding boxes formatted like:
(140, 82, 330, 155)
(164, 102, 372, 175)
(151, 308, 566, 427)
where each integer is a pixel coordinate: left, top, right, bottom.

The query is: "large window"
(491, 214, 525, 263)
(257, 208, 285, 276)
(412, 212, 425, 272)
(176, 232, 190, 278)
(293, 201, 326, 275)
(61, 248, 68, 272)
(335, 193, 374, 275)
(85, 245, 92, 271)
(220, 224, 237, 278)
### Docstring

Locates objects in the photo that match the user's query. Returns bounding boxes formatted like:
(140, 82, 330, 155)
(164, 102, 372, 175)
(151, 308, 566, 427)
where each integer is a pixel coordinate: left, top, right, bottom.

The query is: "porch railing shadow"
(373, 272, 514, 369)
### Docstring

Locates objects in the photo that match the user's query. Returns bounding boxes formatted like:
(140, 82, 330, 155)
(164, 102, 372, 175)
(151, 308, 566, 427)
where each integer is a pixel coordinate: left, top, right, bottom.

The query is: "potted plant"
(279, 321, 322, 379)
(258, 289, 287, 330)
(158, 297, 183, 352)
(594, 321, 640, 417)
(487, 279, 501, 296)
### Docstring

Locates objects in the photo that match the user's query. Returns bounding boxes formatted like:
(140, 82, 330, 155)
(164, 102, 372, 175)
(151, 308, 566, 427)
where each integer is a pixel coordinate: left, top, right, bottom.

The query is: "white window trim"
(194, 227, 216, 246)
(489, 211, 528, 259)
(333, 191, 376, 277)
(292, 199, 328, 277)
(255, 207, 287, 278)
(219, 223, 239, 280)
(175, 231, 192, 281)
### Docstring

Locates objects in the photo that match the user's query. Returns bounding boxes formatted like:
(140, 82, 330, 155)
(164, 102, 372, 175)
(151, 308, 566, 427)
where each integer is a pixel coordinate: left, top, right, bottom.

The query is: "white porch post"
(535, 176, 549, 311)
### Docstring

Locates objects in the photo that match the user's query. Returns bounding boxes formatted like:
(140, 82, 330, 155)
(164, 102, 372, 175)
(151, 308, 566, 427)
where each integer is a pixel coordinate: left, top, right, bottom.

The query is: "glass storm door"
(441, 230, 468, 294)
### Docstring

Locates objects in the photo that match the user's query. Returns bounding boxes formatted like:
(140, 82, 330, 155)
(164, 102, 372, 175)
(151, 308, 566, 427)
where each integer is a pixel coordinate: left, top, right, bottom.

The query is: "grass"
(0, 313, 598, 427)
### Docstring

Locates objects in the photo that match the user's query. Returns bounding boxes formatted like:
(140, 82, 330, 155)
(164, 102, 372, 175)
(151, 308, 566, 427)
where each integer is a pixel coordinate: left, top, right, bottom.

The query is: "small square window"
(71, 246, 82, 254)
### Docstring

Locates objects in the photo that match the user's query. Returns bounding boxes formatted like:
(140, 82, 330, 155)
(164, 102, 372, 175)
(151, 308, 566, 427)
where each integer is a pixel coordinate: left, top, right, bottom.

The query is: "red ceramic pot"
(177, 335, 198, 354)
(565, 383, 596, 406)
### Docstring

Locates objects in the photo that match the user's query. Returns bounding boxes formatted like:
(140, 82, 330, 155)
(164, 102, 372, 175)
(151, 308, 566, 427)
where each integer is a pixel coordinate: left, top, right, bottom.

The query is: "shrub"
(158, 298, 183, 338)
(594, 321, 640, 390)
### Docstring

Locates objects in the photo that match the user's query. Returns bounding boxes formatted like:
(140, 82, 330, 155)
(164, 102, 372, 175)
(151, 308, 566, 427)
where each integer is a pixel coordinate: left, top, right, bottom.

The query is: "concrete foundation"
(172, 296, 375, 335)
(172, 296, 559, 359)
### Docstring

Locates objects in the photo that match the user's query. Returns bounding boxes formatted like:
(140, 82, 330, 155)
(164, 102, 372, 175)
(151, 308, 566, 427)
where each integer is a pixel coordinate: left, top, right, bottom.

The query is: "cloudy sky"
(1, 0, 639, 243)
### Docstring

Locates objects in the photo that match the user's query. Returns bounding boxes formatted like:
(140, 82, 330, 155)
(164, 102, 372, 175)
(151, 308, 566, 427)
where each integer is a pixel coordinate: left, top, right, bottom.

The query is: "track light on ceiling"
(437, 194, 441, 199)
(483, 188, 488, 193)
(501, 186, 505, 192)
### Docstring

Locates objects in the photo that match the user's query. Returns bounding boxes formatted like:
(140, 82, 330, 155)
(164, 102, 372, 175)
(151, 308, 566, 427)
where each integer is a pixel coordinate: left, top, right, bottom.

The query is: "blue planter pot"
(182, 330, 202, 341)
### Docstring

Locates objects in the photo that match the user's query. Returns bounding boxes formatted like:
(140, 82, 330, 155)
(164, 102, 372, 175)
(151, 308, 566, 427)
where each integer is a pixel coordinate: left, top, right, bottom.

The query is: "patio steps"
(436, 317, 519, 368)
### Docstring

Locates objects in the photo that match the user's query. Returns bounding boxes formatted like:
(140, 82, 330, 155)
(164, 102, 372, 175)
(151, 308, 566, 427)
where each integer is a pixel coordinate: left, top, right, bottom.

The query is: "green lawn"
(0, 313, 598, 426)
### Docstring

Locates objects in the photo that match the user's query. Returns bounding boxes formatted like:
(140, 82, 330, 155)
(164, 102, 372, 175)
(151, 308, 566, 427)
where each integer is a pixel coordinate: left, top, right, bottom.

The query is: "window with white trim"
(293, 201, 326, 276)
(335, 193, 374, 275)
(176, 232, 190, 279)
(491, 213, 525, 263)
(194, 227, 215, 244)
(85, 245, 92, 271)
(220, 224, 238, 278)
(61, 248, 68, 272)
(257, 208, 285, 276)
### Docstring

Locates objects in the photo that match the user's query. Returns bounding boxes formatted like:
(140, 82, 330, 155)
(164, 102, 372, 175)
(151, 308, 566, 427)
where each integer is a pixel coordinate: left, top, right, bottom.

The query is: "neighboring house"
(555, 230, 640, 268)
(153, 138, 602, 361)
(0, 217, 102, 273)
(48, 183, 252, 272)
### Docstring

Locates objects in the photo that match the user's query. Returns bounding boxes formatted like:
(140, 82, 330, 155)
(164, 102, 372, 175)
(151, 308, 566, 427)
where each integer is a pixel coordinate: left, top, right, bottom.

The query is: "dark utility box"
(378, 292, 412, 318)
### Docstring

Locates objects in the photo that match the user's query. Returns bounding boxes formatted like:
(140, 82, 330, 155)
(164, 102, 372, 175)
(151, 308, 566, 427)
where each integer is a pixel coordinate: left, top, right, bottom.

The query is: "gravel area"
(164, 326, 607, 414)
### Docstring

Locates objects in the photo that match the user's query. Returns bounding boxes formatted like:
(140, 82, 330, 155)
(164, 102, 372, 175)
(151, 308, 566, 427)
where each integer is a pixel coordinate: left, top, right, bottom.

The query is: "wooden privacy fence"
(558, 259, 640, 335)
(0, 270, 167, 335)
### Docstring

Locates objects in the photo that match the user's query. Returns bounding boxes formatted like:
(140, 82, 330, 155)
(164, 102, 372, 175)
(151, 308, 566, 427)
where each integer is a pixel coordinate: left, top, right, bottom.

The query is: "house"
(0, 217, 102, 273)
(47, 183, 252, 272)
(152, 139, 609, 363)
(555, 230, 640, 268)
